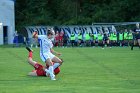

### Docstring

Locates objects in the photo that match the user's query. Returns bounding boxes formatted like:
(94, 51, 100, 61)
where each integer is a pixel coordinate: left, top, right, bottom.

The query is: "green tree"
(15, 0, 140, 30)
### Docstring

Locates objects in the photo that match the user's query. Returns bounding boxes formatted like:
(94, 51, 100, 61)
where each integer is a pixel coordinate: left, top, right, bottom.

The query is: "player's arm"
(50, 48, 61, 56)
(32, 31, 38, 38)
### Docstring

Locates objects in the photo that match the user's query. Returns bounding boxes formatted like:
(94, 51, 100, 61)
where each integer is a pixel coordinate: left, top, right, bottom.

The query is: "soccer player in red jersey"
(26, 47, 61, 77)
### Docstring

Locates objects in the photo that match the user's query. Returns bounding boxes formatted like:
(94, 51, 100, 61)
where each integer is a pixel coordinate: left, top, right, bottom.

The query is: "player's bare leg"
(28, 71, 37, 76)
(52, 58, 63, 71)
(52, 56, 63, 65)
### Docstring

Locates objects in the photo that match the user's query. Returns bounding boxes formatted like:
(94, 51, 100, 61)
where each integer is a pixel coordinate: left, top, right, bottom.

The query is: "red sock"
(28, 52, 33, 58)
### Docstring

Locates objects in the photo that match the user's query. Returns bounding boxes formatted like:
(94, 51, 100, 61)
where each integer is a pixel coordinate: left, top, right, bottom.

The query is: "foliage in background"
(15, 0, 140, 30)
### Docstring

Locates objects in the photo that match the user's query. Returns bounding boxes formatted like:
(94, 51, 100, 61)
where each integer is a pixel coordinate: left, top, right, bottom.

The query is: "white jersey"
(38, 35, 53, 54)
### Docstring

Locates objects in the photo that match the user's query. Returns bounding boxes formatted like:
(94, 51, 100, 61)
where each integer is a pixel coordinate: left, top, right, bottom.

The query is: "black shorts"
(103, 37, 109, 41)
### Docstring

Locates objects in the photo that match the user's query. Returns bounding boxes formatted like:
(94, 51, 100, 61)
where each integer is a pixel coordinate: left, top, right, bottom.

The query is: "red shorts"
(34, 63, 60, 76)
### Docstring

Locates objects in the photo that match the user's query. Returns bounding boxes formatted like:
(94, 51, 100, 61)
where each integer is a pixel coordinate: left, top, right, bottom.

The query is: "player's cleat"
(26, 47, 33, 52)
(50, 73, 56, 80)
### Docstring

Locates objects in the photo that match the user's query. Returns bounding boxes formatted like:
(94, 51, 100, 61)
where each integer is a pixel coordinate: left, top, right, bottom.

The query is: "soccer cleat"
(26, 47, 33, 52)
(50, 73, 56, 80)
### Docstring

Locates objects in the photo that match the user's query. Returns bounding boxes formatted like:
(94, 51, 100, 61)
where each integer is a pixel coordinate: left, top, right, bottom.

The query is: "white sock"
(53, 63, 60, 70)
(48, 66, 54, 75)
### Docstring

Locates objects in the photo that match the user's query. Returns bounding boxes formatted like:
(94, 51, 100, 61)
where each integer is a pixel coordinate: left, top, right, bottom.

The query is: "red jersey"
(59, 31, 64, 40)
(55, 34, 60, 41)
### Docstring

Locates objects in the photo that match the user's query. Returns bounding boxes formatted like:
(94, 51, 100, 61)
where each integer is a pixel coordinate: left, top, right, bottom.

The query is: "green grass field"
(0, 47, 140, 93)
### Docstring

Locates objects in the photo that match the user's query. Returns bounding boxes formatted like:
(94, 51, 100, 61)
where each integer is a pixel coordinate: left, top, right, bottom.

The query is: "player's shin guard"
(48, 66, 54, 73)
(48, 66, 56, 80)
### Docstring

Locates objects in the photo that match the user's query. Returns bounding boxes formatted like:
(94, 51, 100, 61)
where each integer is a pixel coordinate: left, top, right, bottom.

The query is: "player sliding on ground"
(33, 29, 63, 80)
(26, 47, 61, 77)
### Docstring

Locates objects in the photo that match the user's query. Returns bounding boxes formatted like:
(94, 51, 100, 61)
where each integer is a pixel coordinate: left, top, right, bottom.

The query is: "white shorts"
(40, 52, 55, 62)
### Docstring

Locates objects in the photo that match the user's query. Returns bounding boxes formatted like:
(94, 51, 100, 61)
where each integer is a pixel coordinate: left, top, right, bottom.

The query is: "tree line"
(15, 0, 140, 30)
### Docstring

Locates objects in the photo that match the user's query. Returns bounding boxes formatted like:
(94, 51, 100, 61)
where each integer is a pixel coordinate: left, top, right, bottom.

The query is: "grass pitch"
(0, 47, 140, 93)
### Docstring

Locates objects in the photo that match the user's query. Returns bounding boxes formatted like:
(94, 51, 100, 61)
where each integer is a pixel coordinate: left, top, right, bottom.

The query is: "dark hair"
(47, 29, 53, 35)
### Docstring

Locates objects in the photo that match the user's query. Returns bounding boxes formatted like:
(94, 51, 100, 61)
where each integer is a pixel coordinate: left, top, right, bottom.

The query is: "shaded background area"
(15, 0, 140, 30)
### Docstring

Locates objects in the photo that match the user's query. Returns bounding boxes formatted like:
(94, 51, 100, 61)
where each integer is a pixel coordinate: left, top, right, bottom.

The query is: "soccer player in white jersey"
(26, 47, 61, 77)
(33, 29, 63, 80)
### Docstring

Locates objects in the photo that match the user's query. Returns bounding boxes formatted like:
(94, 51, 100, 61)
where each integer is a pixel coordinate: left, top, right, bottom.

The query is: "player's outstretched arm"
(50, 48, 61, 56)
(26, 47, 37, 67)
